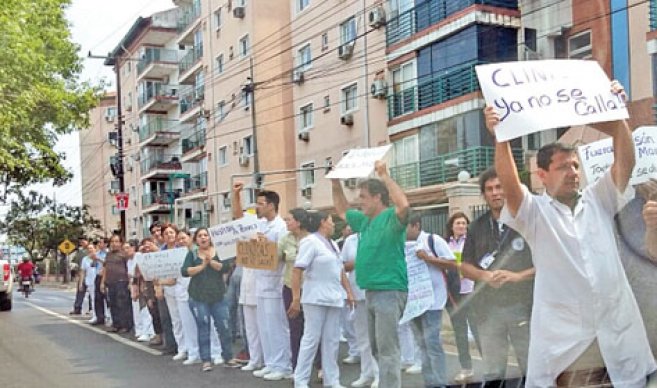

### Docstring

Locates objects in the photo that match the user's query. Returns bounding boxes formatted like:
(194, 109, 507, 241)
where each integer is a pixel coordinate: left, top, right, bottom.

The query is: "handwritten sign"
(135, 248, 188, 281)
(236, 240, 278, 270)
(476, 60, 628, 141)
(400, 243, 434, 324)
(208, 215, 261, 260)
(578, 126, 657, 185)
(325, 145, 392, 179)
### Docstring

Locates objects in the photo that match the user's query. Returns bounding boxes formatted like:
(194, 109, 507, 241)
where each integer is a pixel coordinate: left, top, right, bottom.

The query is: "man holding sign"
(486, 80, 656, 387)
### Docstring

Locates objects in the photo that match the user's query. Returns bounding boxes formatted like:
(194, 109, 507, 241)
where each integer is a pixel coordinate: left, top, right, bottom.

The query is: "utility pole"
(244, 58, 262, 188)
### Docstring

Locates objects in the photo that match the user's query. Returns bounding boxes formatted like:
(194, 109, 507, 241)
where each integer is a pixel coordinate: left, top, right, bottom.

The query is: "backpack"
(427, 234, 462, 307)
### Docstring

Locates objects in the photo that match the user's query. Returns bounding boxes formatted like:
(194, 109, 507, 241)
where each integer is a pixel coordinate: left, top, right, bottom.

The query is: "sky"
(28, 0, 175, 208)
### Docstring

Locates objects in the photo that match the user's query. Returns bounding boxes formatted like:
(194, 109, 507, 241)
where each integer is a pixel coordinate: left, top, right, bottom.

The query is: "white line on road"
(22, 301, 163, 356)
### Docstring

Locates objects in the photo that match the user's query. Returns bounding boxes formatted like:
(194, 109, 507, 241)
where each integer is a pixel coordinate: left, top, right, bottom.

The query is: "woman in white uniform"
(125, 240, 154, 341)
(289, 211, 355, 388)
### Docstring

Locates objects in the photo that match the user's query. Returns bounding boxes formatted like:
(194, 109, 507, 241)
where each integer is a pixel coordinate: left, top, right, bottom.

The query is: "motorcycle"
(20, 276, 32, 298)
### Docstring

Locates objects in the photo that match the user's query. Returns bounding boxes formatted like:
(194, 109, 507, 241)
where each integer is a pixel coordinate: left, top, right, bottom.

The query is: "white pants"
(341, 305, 359, 357)
(353, 300, 379, 380)
(164, 287, 184, 353)
(131, 300, 154, 338)
(243, 304, 263, 367)
(398, 322, 421, 365)
(178, 295, 222, 360)
(295, 304, 342, 387)
(86, 283, 96, 320)
(256, 296, 292, 373)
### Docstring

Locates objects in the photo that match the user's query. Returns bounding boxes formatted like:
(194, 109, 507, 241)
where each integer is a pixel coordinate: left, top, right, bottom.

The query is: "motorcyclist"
(16, 257, 35, 289)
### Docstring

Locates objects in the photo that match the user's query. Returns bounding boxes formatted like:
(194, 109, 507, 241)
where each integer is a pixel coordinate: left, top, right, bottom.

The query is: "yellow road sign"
(58, 239, 75, 255)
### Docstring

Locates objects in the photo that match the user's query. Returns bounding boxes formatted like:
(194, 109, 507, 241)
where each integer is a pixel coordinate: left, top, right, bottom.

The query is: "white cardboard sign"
(476, 60, 628, 141)
(208, 215, 261, 260)
(578, 126, 657, 185)
(399, 242, 434, 324)
(135, 248, 188, 281)
(325, 145, 392, 179)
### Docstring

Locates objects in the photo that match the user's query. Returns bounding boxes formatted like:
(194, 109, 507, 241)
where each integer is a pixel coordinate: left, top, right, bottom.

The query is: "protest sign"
(208, 215, 261, 260)
(476, 60, 628, 141)
(325, 145, 392, 179)
(236, 240, 278, 270)
(578, 126, 657, 185)
(399, 243, 434, 324)
(135, 248, 188, 281)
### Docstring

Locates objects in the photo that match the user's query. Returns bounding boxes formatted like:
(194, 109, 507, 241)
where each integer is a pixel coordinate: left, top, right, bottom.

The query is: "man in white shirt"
(79, 243, 99, 322)
(485, 80, 656, 387)
(232, 182, 292, 381)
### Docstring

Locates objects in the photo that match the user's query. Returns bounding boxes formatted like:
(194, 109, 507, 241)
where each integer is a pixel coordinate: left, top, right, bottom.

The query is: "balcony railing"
(388, 61, 480, 120)
(386, 0, 518, 47)
(180, 86, 204, 115)
(179, 45, 203, 75)
(139, 117, 166, 142)
(140, 154, 182, 175)
(182, 127, 207, 154)
(651, 0, 657, 30)
(187, 214, 209, 229)
(177, 3, 202, 33)
(390, 146, 524, 189)
(138, 83, 178, 108)
(184, 172, 208, 193)
(142, 191, 178, 207)
(137, 48, 178, 75)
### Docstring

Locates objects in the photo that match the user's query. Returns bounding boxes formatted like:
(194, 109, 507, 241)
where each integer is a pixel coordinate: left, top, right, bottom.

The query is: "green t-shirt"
(347, 207, 408, 291)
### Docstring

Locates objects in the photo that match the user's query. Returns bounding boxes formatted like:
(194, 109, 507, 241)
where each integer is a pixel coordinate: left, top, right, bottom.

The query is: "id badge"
(479, 252, 496, 270)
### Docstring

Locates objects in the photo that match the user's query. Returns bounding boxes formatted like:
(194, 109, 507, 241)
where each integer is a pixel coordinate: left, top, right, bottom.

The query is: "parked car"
(0, 259, 14, 311)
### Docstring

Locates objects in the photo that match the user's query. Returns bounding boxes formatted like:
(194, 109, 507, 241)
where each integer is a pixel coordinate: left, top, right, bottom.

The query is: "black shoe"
(69, 310, 82, 315)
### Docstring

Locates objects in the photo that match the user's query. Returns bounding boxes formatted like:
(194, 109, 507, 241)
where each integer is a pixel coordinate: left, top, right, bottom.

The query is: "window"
(214, 7, 222, 30)
(242, 89, 251, 108)
(298, 0, 310, 12)
(297, 44, 311, 71)
(218, 146, 227, 165)
(216, 54, 224, 74)
(340, 17, 356, 45)
(301, 162, 315, 187)
(568, 30, 592, 59)
(321, 32, 329, 51)
(392, 61, 415, 115)
(242, 135, 253, 155)
(299, 103, 313, 131)
(341, 83, 358, 113)
(323, 95, 330, 111)
(214, 100, 225, 123)
(239, 35, 250, 57)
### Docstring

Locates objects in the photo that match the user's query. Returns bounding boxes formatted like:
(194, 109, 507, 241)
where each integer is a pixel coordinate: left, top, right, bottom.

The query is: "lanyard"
(490, 217, 511, 254)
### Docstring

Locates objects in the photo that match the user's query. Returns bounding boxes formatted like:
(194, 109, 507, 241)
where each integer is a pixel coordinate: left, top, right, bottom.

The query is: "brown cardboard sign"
(236, 240, 278, 270)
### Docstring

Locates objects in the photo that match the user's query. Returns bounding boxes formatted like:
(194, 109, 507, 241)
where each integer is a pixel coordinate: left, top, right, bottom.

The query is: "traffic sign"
(115, 192, 129, 211)
(59, 239, 75, 255)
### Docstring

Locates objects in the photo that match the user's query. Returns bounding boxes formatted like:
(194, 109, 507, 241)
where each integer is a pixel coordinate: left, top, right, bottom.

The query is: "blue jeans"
(189, 298, 233, 362)
(412, 309, 447, 387)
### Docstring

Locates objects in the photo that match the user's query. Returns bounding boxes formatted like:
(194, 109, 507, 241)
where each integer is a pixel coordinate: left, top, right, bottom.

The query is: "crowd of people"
(66, 86, 657, 388)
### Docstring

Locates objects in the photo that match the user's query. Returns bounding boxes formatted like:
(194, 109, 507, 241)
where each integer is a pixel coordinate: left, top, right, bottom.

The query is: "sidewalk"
(39, 276, 77, 291)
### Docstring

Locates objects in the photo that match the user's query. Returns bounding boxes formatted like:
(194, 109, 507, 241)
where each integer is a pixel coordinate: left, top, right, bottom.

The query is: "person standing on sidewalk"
(79, 244, 99, 324)
(70, 236, 90, 315)
(91, 238, 108, 326)
(331, 160, 410, 388)
(100, 234, 133, 334)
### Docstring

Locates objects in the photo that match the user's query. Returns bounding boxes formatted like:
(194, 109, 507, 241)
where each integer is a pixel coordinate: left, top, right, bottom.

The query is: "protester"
(79, 244, 99, 324)
(238, 254, 263, 372)
(289, 210, 355, 388)
(332, 160, 410, 388)
(150, 223, 164, 246)
(486, 80, 656, 386)
(181, 227, 238, 372)
(337, 225, 360, 366)
(92, 238, 108, 326)
(444, 212, 480, 382)
(100, 234, 133, 334)
(232, 183, 292, 381)
(125, 240, 154, 341)
(71, 236, 90, 315)
(138, 237, 164, 346)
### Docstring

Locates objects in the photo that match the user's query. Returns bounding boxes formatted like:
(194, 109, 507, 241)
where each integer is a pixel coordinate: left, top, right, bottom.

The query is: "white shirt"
(414, 231, 455, 311)
(80, 256, 97, 287)
(501, 170, 656, 387)
(340, 234, 365, 301)
(295, 233, 345, 308)
(255, 215, 288, 299)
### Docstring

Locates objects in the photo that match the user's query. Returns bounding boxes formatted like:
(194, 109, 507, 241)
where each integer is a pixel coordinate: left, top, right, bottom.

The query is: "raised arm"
(232, 181, 245, 220)
(484, 106, 524, 217)
(375, 160, 409, 222)
(331, 179, 349, 221)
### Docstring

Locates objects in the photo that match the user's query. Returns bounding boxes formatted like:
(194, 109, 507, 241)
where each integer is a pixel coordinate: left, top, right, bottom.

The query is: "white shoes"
(172, 352, 187, 361)
(241, 363, 262, 371)
(342, 355, 360, 364)
(351, 376, 375, 387)
(454, 368, 474, 382)
(404, 363, 422, 374)
(87, 318, 97, 324)
(136, 334, 151, 342)
(370, 378, 379, 388)
(263, 371, 293, 381)
(183, 358, 201, 366)
(253, 367, 272, 378)
(213, 357, 224, 365)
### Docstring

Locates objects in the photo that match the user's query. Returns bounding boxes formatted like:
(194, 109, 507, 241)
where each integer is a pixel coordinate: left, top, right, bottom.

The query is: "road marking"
(22, 301, 163, 356)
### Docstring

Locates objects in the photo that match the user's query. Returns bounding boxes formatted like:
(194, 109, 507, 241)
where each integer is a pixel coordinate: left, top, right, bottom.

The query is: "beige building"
(79, 92, 121, 235)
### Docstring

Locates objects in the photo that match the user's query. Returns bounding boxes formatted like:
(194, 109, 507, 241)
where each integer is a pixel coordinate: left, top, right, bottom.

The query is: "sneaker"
(370, 378, 379, 388)
(137, 334, 151, 342)
(183, 358, 201, 366)
(351, 376, 374, 388)
(224, 360, 242, 368)
(69, 310, 81, 316)
(317, 369, 323, 381)
(253, 367, 272, 378)
(404, 363, 422, 374)
(172, 352, 187, 361)
(342, 355, 360, 364)
(87, 318, 97, 324)
(263, 371, 292, 381)
(213, 357, 224, 366)
(148, 334, 162, 346)
(202, 362, 213, 372)
(454, 369, 474, 382)
(234, 350, 250, 364)
(117, 328, 130, 334)
(240, 363, 262, 371)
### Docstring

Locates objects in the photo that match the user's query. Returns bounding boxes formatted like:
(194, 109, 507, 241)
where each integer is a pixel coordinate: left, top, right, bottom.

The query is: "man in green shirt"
(332, 160, 410, 388)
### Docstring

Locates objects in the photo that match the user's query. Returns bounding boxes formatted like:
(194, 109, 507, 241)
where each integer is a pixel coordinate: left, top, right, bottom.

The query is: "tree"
(0, 0, 99, 199)
(0, 191, 101, 263)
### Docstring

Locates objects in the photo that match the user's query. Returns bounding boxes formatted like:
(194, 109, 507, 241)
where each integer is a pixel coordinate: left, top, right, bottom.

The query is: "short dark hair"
(302, 211, 328, 233)
(127, 239, 140, 248)
(289, 208, 308, 227)
(140, 237, 154, 246)
(536, 142, 576, 171)
(109, 234, 123, 243)
(445, 211, 470, 239)
(193, 227, 212, 243)
(257, 190, 280, 212)
(358, 178, 390, 206)
(479, 167, 498, 194)
(149, 223, 161, 234)
(408, 214, 422, 228)
(161, 223, 179, 235)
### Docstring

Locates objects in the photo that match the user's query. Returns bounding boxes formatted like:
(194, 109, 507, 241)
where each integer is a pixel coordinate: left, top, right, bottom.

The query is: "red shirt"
(17, 262, 34, 279)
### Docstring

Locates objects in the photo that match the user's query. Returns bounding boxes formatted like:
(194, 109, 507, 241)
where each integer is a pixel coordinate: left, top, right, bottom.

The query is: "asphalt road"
(0, 286, 508, 388)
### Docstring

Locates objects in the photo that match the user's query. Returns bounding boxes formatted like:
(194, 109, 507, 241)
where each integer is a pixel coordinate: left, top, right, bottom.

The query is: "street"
(0, 287, 511, 388)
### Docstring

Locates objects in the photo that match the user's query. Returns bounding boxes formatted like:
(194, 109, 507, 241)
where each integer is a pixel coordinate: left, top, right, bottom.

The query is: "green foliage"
(0, 190, 101, 261)
(0, 0, 99, 197)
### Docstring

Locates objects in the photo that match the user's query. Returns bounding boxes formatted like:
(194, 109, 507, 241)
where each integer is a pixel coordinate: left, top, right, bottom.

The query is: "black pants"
(158, 298, 176, 351)
(94, 275, 106, 321)
(73, 282, 88, 313)
(143, 281, 162, 335)
(107, 281, 133, 330)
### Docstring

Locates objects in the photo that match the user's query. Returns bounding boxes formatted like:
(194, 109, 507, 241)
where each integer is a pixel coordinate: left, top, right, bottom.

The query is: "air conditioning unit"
(370, 79, 387, 99)
(104, 110, 116, 123)
(338, 42, 354, 60)
(203, 202, 214, 212)
(107, 131, 118, 146)
(340, 113, 354, 126)
(298, 130, 309, 141)
(233, 6, 245, 18)
(301, 187, 312, 199)
(222, 194, 231, 208)
(108, 180, 120, 194)
(239, 153, 250, 166)
(368, 6, 386, 28)
(292, 70, 304, 84)
(344, 178, 357, 189)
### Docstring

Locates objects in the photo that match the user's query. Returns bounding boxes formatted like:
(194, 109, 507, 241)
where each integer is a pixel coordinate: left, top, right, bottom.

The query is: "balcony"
(139, 117, 180, 147)
(142, 191, 179, 214)
(137, 48, 179, 80)
(186, 214, 209, 229)
(652, 0, 657, 30)
(138, 83, 179, 113)
(179, 86, 204, 122)
(177, 2, 202, 45)
(179, 45, 203, 84)
(386, 0, 518, 47)
(181, 127, 207, 162)
(388, 61, 480, 120)
(183, 172, 208, 195)
(140, 154, 182, 180)
(390, 146, 524, 190)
